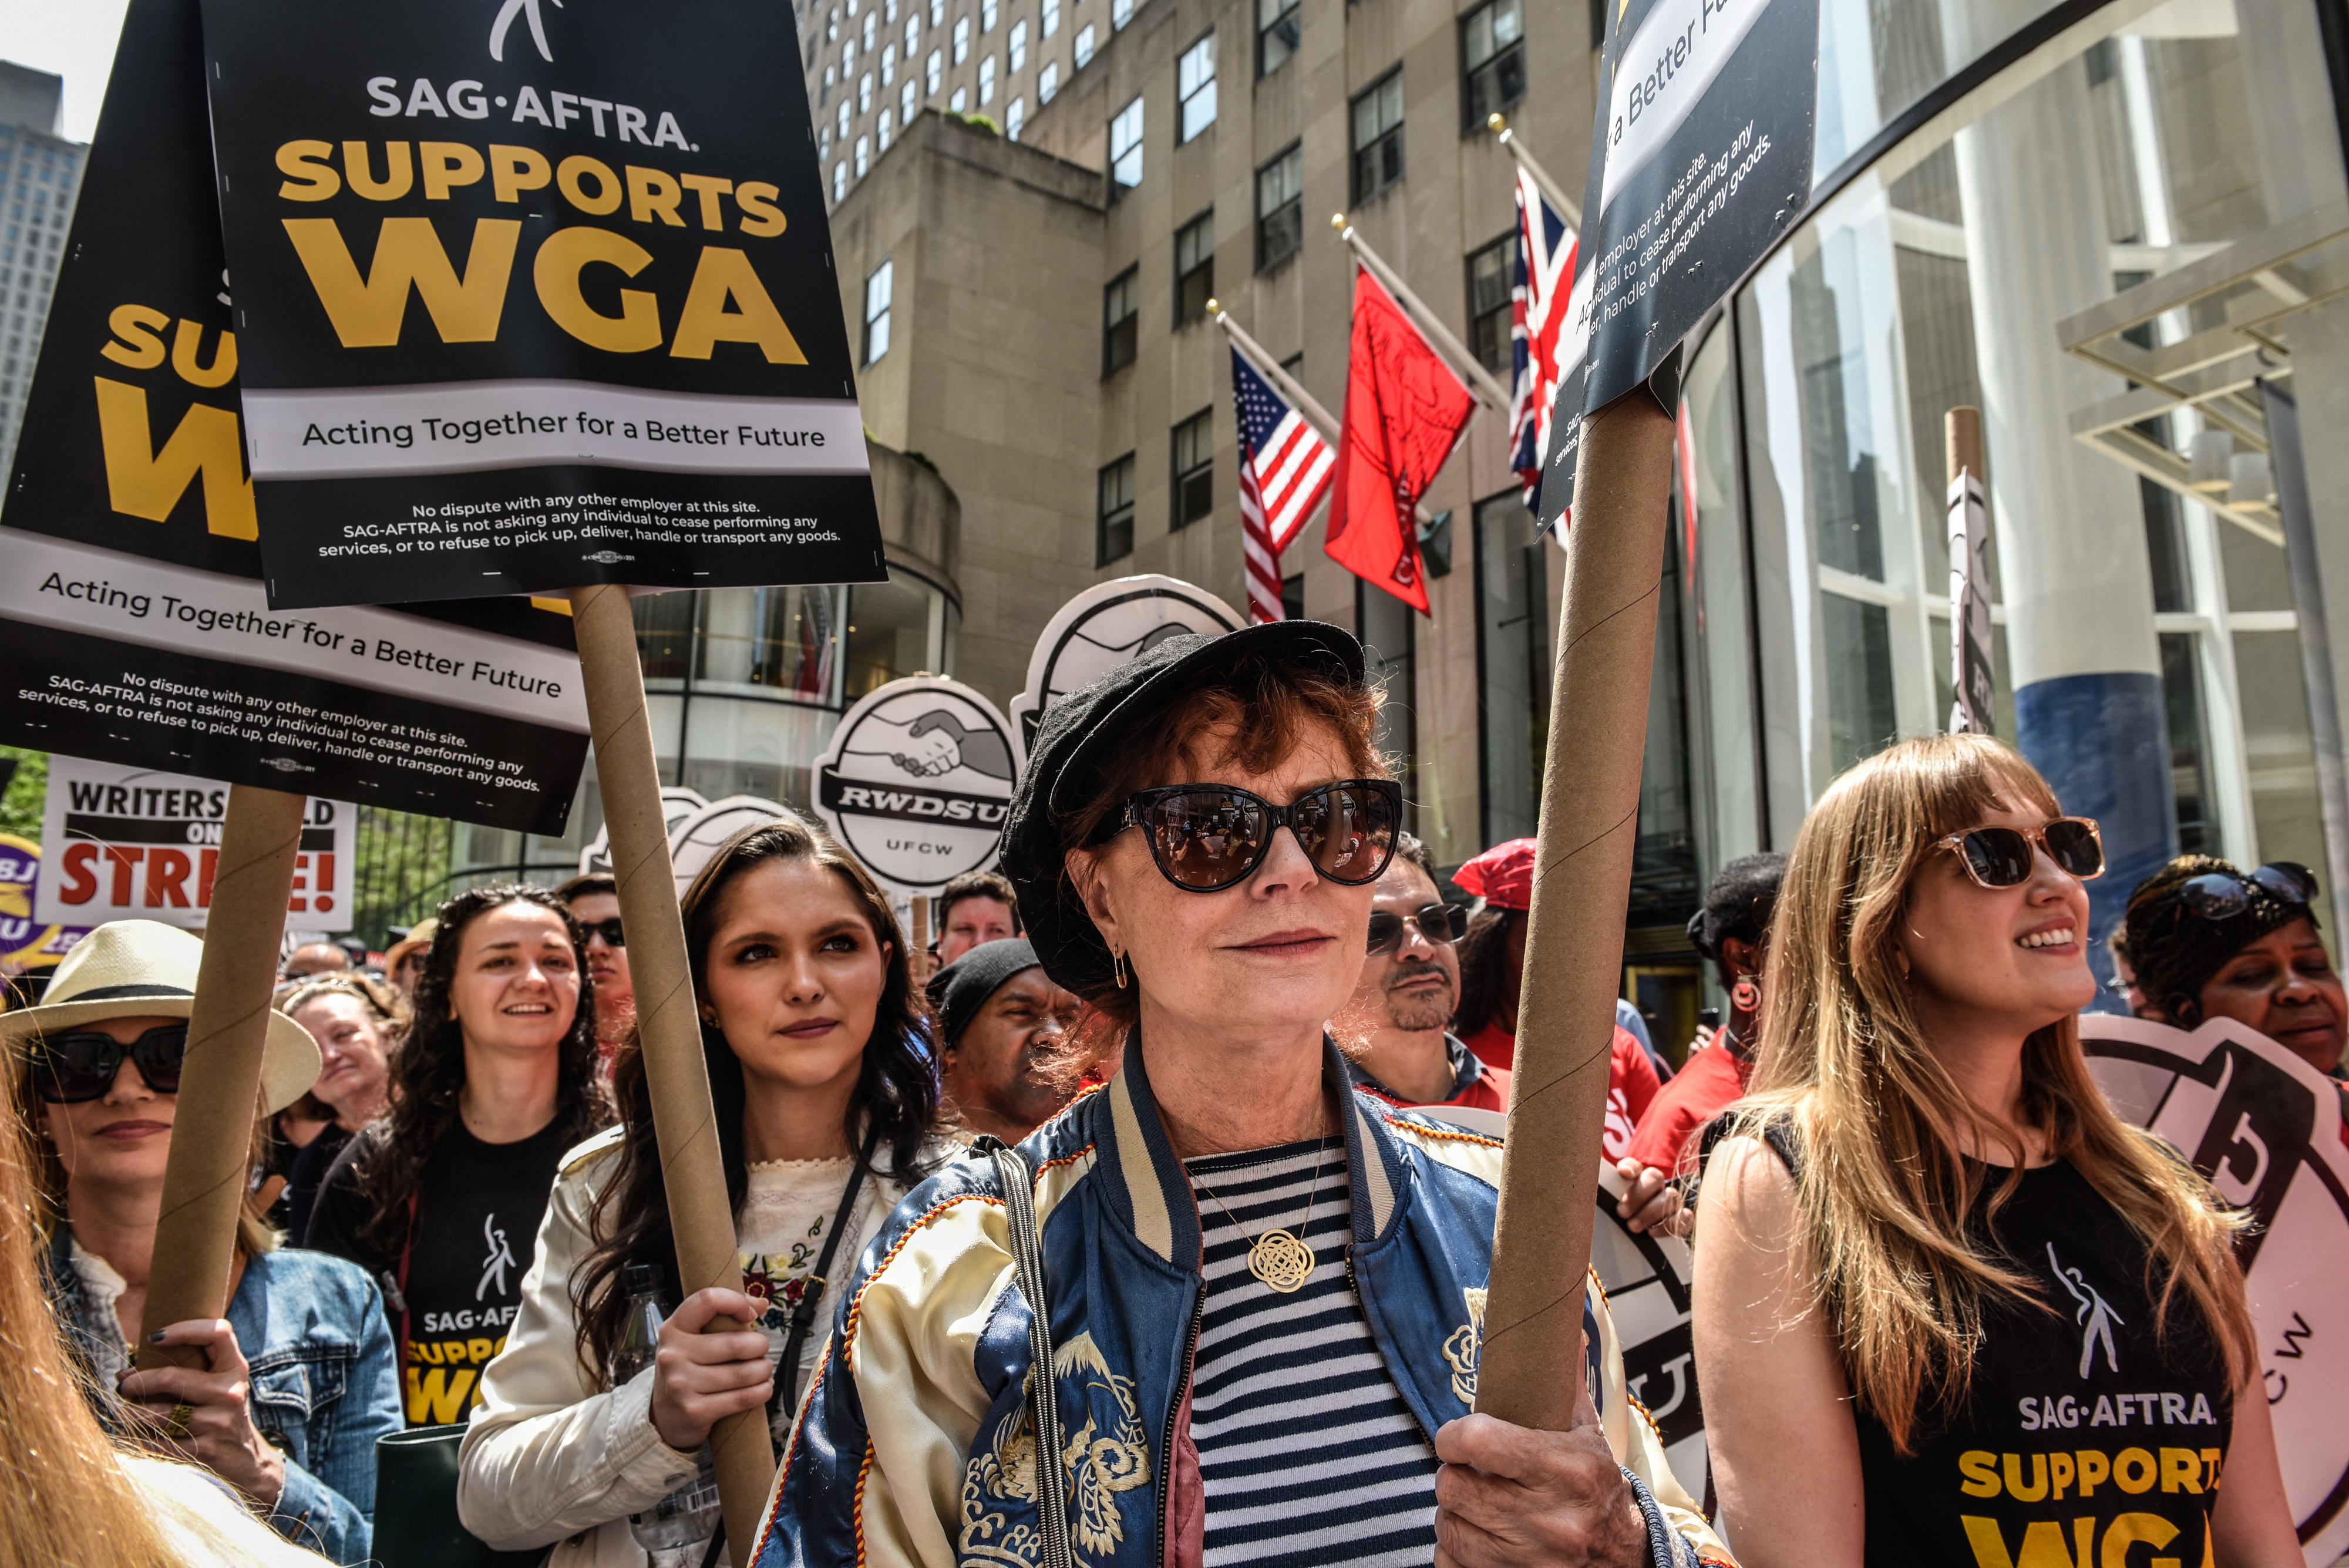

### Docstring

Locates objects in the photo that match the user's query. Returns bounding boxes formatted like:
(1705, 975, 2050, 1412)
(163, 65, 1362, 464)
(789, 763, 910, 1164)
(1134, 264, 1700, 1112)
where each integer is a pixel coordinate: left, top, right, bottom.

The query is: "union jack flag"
(1231, 348, 1334, 623)
(1509, 169, 1577, 513)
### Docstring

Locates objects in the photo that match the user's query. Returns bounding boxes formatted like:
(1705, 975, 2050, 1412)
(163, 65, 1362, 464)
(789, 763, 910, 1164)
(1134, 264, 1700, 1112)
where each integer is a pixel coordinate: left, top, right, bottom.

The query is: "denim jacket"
(44, 1225, 402, 1564)
(753, 1032, 1731, 1568)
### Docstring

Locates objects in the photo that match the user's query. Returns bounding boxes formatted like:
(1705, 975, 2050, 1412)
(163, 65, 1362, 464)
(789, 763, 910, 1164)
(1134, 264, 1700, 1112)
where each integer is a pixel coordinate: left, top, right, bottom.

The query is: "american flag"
(1509, 169, 1577, 512)
(1231, 348, 1334, 623)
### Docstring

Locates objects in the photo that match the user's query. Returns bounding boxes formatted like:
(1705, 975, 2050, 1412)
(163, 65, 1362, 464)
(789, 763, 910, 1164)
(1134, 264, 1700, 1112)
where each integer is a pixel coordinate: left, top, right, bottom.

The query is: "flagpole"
(1330, 214, 1511, 413)
(1486, 113, 1582, 227)
(1209, 299, 1441, 530)
(1207, 302, 1340, 444)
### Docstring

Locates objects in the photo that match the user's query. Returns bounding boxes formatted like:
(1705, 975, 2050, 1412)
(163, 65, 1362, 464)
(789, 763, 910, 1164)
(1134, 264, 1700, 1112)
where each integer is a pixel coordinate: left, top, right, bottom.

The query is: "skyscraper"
(0, 63, 86, 475)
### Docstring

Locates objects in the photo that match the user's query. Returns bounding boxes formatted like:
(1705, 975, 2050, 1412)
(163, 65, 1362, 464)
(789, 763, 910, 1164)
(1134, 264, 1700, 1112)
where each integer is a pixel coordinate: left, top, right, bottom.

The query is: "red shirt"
(1462, 1021, 1656, 1159)
(1624, 1034, 1756, 1177)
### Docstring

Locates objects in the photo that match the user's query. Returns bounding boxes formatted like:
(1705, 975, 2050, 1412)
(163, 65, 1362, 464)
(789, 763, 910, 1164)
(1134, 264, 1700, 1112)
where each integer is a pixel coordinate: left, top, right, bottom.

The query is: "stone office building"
(462, 0, 2349, 1055)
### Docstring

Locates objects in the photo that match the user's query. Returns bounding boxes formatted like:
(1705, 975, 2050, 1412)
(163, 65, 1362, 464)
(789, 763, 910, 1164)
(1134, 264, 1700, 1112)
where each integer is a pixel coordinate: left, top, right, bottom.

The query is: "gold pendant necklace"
(1194, 1140, 1325, 1294)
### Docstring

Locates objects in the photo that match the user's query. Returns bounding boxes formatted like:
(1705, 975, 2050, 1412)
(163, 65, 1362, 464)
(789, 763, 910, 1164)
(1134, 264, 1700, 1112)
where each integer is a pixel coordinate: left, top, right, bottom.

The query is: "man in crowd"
(1331, 833, 1506, 1111)
(926, 937, 1084, 1140)
(281, 941, 350, 981)
(382, 918, 435, 1001)
(556, 872, 634, 1050)
(933, 870, 1019, 969)
(1628, 852, 1784, 1178)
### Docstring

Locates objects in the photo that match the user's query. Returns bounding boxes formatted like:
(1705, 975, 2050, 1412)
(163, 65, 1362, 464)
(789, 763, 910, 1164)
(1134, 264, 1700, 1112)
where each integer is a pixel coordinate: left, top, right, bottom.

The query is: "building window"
(1258, 0, 1300, 77)
(930, 0, 943, 22)
(1102, 265, 1139, 374)
(1466, 232, 1512, 376)
(1255, 142, 1303, 270)
(839, 100, 852, 137)
(1098, 455, 1137, 563)
(1044, 0, 1061, 33)
(1358, 578, 1418, 830)
(907, 14, 920, 46)
(846, 36, 857, 68)
(1351, 71, 1404, 202)
(1109, 96, 1145, 189)
(1007, 96, 1025, 138)
(879, 108, 894, 149)
(1177, 33, 1217, 142)
(954, 16, 971, 60)
(855, 134, 870, 176)
(1459, 0, 1525, 131)
(1174, 210, 1214, 325)
(1039, 59, 1059, 101)
(980, 53, 997, 102)
(882, 46, 896, 85)
(863, 9, 878, 46)
(982, 0, 998, 28)
(1281, 573, 1305, 622)
(860, 70, 874, 110)
(863, 257, 893, 363)
(927, 48, 944, 90)
(951, 85, 968, 111)
(1172, 409, 1214, 528)
(1075, 22, 1096, 66)
(1112, 0, 1133, 28)
(902, 79, 918, 120)
(1475, 488, 1549, 843)
(834, 160, 847, 199)
(1009, 19, 1028, 69)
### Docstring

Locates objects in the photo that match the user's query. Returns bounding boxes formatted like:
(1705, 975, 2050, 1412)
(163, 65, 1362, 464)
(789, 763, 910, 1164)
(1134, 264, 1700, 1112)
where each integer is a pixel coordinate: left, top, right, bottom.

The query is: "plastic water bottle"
(613, 1264, 722, 1565)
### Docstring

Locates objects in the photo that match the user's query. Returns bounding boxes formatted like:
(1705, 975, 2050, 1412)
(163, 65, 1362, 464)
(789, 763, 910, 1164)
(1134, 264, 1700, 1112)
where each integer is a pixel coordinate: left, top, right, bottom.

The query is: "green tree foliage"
(0, 749, 48, 842)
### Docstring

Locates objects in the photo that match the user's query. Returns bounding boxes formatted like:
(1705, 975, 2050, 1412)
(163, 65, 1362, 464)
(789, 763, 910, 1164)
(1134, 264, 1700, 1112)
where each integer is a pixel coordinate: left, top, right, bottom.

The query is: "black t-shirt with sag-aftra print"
(306, 1116, 574, 1426)
(1844, 1156, 2236, 1568)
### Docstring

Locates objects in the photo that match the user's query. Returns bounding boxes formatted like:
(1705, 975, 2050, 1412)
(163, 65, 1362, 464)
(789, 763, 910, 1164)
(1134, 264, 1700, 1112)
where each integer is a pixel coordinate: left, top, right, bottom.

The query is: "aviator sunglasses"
(1934, 817, 2105, 889)
(1101, 779, 1404, 893)
(2175, 861, 2317, 921)
(1367, 902, 1469, 954)
(30, 1023, 190, 1104)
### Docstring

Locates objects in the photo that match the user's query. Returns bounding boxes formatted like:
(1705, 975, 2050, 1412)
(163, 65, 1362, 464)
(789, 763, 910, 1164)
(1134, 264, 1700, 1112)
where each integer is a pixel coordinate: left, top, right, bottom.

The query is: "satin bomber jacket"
(751, 1035, 1732, 1568)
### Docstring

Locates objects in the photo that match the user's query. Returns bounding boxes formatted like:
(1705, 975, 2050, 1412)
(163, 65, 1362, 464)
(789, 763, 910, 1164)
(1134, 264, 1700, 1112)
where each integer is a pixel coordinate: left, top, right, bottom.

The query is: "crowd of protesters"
(0, 620, 2333, 1567)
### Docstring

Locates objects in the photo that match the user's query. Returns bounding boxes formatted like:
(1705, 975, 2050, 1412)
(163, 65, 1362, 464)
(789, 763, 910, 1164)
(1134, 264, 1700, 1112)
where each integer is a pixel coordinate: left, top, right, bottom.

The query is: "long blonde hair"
(1735, 733, 2254, 1452)
(0, 1101, 193, 1566)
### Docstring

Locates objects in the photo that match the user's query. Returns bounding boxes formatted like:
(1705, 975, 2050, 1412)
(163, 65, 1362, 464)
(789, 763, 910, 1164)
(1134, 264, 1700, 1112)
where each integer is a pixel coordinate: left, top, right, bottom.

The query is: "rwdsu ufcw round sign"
(811, 676, 1016, 895)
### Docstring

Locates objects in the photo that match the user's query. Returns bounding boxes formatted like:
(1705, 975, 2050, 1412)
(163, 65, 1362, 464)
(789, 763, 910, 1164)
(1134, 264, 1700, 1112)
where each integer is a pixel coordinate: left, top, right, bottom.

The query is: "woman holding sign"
(15, 920, 399, 1564)
(1694, 735, 2297, 1566)
(758, 624, 1724, 1568)
(455, 817, 952, 1568)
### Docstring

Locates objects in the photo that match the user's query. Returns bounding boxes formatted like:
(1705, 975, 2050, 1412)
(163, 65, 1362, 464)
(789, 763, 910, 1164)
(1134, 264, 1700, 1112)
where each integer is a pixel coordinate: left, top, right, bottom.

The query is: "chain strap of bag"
(974, 1134, 1076, 1568)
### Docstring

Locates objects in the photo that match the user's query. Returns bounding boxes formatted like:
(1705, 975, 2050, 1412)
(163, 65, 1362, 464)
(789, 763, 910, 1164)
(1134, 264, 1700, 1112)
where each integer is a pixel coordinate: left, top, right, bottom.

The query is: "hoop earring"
(1113, 948, 1130, 990)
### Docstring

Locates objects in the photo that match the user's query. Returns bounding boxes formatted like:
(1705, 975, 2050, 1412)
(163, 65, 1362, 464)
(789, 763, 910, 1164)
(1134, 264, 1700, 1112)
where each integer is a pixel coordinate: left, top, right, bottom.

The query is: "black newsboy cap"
(999, 621, 1366, 997)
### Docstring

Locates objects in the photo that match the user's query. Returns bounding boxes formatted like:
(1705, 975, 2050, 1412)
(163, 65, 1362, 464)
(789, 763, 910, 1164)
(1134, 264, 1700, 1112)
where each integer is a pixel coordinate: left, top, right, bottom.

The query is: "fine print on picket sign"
(1, 1, 2346, 1567)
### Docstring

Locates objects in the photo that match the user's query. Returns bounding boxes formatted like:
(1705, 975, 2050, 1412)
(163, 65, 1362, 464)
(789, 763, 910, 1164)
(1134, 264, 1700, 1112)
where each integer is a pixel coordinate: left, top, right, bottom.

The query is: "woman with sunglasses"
(557, 872, 636, 1062)
(457, 817, 949, 1568)
(758, 625, 1723, 1568)
(305, 884, 609, 1429)
(1694, 735, 2294, 1567)
(14, 920, 401, 1564)
(2122, 856, 2346, 1093)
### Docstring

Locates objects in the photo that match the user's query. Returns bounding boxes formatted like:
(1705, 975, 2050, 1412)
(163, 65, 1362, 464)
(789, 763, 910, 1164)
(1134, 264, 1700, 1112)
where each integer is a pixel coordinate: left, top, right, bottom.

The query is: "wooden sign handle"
(570, 584, 774, 1553)
(1473, 391, 1677, 1430)
(137, 784, 308, 1367)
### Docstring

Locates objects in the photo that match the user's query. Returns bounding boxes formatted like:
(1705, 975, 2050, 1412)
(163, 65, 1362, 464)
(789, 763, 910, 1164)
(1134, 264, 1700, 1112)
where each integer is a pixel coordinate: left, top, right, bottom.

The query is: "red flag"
(1327, 268, 1476, 614)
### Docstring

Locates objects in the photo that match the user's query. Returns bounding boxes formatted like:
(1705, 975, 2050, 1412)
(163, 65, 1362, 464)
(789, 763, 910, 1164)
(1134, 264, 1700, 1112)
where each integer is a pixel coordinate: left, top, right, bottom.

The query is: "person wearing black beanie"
(924, 938, 1083, 1140)
(2123, 855, 2345, 1085)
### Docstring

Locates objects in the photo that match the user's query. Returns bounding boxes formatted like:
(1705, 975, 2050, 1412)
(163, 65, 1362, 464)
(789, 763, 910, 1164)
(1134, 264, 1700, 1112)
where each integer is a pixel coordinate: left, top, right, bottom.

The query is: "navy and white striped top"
(1183, 1138, 1441, 1567)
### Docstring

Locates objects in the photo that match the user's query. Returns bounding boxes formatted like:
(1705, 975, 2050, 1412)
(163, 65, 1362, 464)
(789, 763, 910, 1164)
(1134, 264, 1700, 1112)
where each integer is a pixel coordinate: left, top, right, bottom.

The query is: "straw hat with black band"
(382, 917, 438, 980)
(2, 920, 320, 1115)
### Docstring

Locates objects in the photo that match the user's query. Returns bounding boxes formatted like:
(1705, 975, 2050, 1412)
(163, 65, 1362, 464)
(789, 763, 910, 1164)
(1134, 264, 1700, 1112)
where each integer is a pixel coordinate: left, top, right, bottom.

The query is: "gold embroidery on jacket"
(1443, 1286, 1488, 1404)
(959, 1331, 1153, 1566)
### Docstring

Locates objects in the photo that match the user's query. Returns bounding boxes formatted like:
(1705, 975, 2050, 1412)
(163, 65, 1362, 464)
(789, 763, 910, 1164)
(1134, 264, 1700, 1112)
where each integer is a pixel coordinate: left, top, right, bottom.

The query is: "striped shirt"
(1183, 1138, 1441, 1567)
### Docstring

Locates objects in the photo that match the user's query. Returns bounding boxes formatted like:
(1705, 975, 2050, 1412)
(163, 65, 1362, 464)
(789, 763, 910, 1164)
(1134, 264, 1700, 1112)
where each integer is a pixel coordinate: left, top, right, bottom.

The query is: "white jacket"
(456, 1126, 951, 1568)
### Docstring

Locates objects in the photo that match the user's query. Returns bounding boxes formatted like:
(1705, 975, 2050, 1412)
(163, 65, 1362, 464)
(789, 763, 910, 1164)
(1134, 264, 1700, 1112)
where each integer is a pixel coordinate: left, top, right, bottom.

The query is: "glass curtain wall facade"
(1664, 0, 2348, 1004)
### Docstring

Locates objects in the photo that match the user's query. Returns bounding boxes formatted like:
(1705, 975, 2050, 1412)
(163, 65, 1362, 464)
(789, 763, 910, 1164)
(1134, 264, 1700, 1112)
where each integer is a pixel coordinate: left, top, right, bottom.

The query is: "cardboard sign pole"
(569, 583, 773, 1549)
(134, 784, 308, 1366)
(1473, 390, 1677, 1430)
